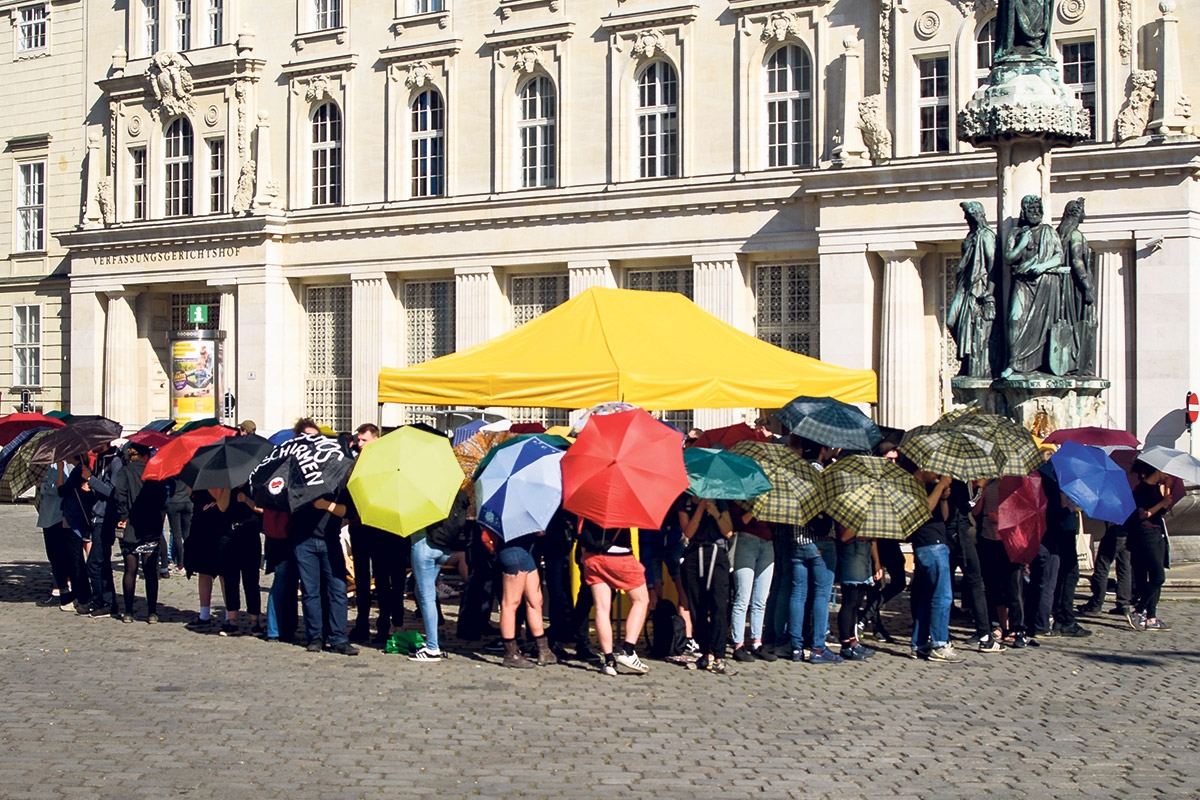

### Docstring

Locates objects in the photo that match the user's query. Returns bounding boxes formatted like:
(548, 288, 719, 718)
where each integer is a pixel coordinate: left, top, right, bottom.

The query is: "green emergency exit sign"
(187, 304, 209, 324)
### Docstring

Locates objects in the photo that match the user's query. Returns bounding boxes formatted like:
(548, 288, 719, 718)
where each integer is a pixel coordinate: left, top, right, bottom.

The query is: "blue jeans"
(731, 534, 774, 646)
(911, 543, 952, 650)
(294, 536, 349, 647)
(266, 557, 298, 640)
(789, 539, 836, 652)
(411, 535, 451, 651)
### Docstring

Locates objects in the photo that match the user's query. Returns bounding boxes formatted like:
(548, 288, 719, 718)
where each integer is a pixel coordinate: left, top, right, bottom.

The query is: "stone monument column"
(350, 273, 398, 426)
(693, 254, 750, 429)
(873, 245, 929, 429)
(103, 291, 140, 428)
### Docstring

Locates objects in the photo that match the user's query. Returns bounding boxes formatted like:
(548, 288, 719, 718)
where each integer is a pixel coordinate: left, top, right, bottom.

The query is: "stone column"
(82, 129, 103, 228)
(351, 272, 398, 426)
(253, 111, 280, 212)
(69, 287, 108, 415)
(832, 37, 868, 167)
(217, 290, 237, 422)
(1149, 0, 1192, 137)
(1095, 246, 1132, 429)
(568, 260, 615, 296)
(454, 266, 506, 351)
(103, 291, 140, 429)
(872, 245, 929, 429)
(692, 254, 751, 429)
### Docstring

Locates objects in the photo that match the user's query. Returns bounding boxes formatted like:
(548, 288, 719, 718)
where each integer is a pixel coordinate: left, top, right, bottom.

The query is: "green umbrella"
(174, 417, 223, 434)
(683, 446, 773, 500)
(0, 429, 54, 502)
(821, 455, 931, 540)
(933, 409, 1042, 477)
(728, 440, 826, 524)
(897, 425, 1000, 482)
(347, 425, 464, 537)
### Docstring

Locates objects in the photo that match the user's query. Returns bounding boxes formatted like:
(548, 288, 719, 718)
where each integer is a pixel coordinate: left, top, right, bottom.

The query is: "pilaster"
(237, 268, 300, 432)
(351, 273, 398, 426)
(832, 37, 868, 167)
(1094, 246, 1132, 430)
(873, 245, 929, 429)
(454, 266, 506, 351)
(218, 290, 238, 422)
(568, 260, 616, 296)
(69, 288, 107, 416)
(103, 291, 140, 428)
(692, 254, 751, 428)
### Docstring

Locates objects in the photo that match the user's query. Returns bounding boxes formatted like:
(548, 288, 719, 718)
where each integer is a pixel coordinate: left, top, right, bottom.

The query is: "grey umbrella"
(1136, 445, 1200, 486)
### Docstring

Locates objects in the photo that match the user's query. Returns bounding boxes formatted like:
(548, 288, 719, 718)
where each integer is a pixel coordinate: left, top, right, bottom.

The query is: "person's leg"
(1114, 533, 1133, 612)
(764, 532, 790, 648)
(708, 550, 730, 660)
(1086, 525, 1117, 607)
(1035, 550, 1060, 634)
(590, 582, 614, 655)
(242, 551, 262, 623)
(457, 534, 496, 639)
(1005, 560, 1026, 634)
(928, 544, 953, 648)
(325, 537, 351, 647)
(221, 564, 242, 622)
(499, 571, 525, 640)
(1053, 533, 1081, 629)
(45, 527, 72, 603)
(730, 536, 755, 651)
(910, 547, 932, 651)
(1138, 531, 1167, 621)
(122, 552, 138, 616)
(958, 527, 990, 637)
(293, 537, 324, 645)
(348, 526, 373, 635)
(878, 540, 906, 603)
(522, 569, 546, 639)
(266, 560, 289, 639)
(143, 551, 160, 616)
(372, 532, 400, 639)
(680, 550, 709, 654)
(86, 520, 106, 601)
(100, 526, 117, 609)
(542, 541, 571, 645)
(810, 540, 837, 653)
(411, 537, 446, 651)
(788, 544, 812, 652)
(748, 539, 774, 646)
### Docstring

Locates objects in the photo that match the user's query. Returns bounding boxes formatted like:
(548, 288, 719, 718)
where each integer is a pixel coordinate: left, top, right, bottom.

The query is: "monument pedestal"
(952, 375, 1111, 430)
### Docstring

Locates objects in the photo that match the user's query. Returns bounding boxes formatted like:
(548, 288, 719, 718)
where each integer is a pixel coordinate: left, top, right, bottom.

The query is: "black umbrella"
(248, 433, 354, 511)
(179, 434, 275, 490)
(30, 418, 123, 465)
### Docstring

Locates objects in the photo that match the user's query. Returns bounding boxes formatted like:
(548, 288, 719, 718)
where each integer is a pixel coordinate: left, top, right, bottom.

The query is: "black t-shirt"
(679, 497, 727, 546)
(290, 487, 349, 541)
(908, 483, 948, 548)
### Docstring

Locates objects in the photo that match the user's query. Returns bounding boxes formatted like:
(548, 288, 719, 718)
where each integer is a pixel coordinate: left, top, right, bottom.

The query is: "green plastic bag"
(385, 630, 426, 655)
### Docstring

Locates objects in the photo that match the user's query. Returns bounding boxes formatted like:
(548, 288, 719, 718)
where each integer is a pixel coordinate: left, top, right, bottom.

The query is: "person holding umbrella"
(56, 455, 95, 614)
(111, 443, 168, 623)
(678, 495, 734, 673)
(577, 518, 652, 676)
(1127, 461, 1172, 632)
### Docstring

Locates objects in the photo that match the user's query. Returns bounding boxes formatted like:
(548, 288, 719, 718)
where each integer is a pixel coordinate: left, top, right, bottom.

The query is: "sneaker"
(790, 649, 804, 663)
(841, 644, 869, 661)
(964, 632, 987, 646)
(751, 645, 778, 663)
(574, 642, 599, 662)
(250, 623, 265, 637)
(1011, 633, 1029, 649)
(74, 601, 91, 615)
(978, 636, 1006, 653)
(854, 643, 876, 658)
(435, 581, 457, 600)
(927, 644, 964, 663)
(614, 651, 649, 674)
(1144, 618, 1171, 631)
(59, 601, 78, 613)
(1127, 611, 1146, 632)
(709, 658, 729, 675)
(409, 645, 443, 661)
(808, 647, 843, 665)
(121, 613, 134, 624)
(600, 659, 618, 677)
(775, 643, 795, 659)
(909, 648, 928, 660)
(38, 593, 62, 607)
(187, 616, 214, 629)
(348, 623, 371, 643)
(306, 640, 323, 652)
(331, 642, 360, 656)
(146, 614, 159, 625)
(1076, 601, 1102, 615)
(732, 646, 755, 663)
(695, 654, 710, 671)
(218, 622, 239, 637)
(1109, 606, 1132, 616)
(683, 638, 702, 657)
(1056, 623, 1093, 638)
(482, 638, 505, 654)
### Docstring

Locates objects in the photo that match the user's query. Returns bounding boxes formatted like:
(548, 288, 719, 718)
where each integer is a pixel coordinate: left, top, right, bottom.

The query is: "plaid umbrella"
(933, 409, 1042, 477)
(30, 418, 124, 466)
(775, 396, 883, 452)
(0, 429, 54, 502)
(0, 426, 54, 476)
(820, 454, 931, 540)
(728, 441, 825, 524)
(897, 425, 1000, 482)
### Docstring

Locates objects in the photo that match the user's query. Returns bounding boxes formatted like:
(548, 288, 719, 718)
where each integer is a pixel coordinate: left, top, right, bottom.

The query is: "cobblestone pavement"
(2, 504, 1199, 799)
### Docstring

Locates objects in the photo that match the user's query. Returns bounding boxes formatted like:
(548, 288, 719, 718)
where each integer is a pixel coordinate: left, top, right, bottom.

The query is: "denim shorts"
(642, 537, 685, 585)
(837, 538, 874, 585)
(497, 540, 538, 575)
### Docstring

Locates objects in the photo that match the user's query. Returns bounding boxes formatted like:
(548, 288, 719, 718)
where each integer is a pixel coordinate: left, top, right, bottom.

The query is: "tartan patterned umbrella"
(0, 429, 54, 502)
(729, 441, 825, 525)
(775, 396, 883, 452)
(820, 454, 931, 540)
(897, 425, 1000, 482)
(933, 409, 1043, 477)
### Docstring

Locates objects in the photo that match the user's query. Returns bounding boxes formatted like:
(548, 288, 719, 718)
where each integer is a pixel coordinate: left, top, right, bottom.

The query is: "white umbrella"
(1136, 445, 1200, 486)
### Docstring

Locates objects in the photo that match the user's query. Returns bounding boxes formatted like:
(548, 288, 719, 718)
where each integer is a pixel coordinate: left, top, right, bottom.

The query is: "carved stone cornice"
(279, 53, 359, 78)
(379, 37, 463, 67)
(599, 4, 698, 34)
(483, 22, 574, 50)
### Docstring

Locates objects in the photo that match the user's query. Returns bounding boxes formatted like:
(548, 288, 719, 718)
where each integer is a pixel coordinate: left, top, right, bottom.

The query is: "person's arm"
(210, 487, 231, 512)
(679, 501, 706, 540)
(711, 502, 733, 538)
(55, 461, 66, 488)
(928, 475, 952, 512)
(314, 497, 347, 518)
(871, 541, 883, 583)
(1140, 483, 1172, 519)
(838, 523, 856, 543)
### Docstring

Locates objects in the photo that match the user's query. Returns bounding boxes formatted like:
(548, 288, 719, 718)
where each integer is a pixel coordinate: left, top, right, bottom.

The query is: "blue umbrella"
(451, 419, 487, 448)
(1049, 440, 1136, 524)
(775, 396, 883, 452)
(268, 428, 295, 446)
(476, 436, 565, 541)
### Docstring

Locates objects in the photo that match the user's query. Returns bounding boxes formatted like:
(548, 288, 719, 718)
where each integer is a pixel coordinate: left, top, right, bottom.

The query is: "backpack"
(427, 490, 472, 551)
(650, 599, 688, 659)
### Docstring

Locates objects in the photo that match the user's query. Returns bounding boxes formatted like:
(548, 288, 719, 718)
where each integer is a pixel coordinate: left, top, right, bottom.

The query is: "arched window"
(518, 77, 556, 189)
(164, 117, 194, 217)
(765, 45, 812, 168)
(411, 89, 445, 198)
(976, 18, 997, 87)
(636, 61, 678, 179)
(311, 102, 342, 206)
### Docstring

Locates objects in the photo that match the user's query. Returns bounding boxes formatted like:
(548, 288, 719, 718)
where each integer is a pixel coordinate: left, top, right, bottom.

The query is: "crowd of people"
(30, 416, 1173, 674)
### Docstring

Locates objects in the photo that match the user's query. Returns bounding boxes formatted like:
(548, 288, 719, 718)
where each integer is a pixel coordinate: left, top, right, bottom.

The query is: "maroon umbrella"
(0, 412, 65, 447)
(996, 474, 1046, 566)
(1043, 426, 1140, 448)
(126, 430, 172, 450)
(694, 423, 774, 450)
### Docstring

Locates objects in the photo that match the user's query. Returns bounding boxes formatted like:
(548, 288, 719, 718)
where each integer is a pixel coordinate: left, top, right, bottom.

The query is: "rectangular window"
(174, 0, 191, 50)
(976, 19, 996, 87)
(208, 139, 225, 213)
(18, 5, 48, 52)
(171, 292, 219, 330)
(143, 0, 159, 56)
(1061, 41, 1097, 141)
(313, 0, 341, 30)
(13, 305, 41, 388)
(755, 263, 819, 357)
(131, 148, 148, 221)
(206, 0, 223, 46)
(918, 56, 951, 154)
(410, 0, 443, 13)
(304, 285, 352, 431)
(16, 162, 45, 253)
(405, 280, 456, 365)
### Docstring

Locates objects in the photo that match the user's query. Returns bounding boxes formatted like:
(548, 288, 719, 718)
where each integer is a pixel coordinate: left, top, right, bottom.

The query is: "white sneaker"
(614, 651, 649, 674)
(927, 643, 964, 663)
(683, 638, 701, 657)
(600, 660, 618, 676)
(434, 582, 457, 600)
(408, 646, 443, 661)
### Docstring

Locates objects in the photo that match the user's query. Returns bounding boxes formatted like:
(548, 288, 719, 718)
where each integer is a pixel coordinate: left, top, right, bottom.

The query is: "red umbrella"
(0, 412, 65, 447)
(143, 425, 238, 480)
(126, 430, 172, 450)
(509, 422, 547, 434)
(1043, 426, 1140, 448)
(693, 423, 773, 450)
(560, 408, 688, 529)
(995, 474, 1046, 566)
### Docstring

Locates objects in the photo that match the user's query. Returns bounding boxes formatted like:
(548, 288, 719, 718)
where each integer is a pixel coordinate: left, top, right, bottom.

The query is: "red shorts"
(581, 552, 646, 592)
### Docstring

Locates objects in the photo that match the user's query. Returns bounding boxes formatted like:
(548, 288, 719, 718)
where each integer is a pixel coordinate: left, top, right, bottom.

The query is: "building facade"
(12, 0, 1196, 445)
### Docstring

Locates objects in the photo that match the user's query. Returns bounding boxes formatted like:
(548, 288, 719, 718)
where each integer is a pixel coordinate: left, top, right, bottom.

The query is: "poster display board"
(170, 334, 220, 425)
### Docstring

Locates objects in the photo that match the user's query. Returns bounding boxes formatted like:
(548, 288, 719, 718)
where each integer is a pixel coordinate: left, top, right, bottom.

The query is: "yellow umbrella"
(347, 426, 462, 537)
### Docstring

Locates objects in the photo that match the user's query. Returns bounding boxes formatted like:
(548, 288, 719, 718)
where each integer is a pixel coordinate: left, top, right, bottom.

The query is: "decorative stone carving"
(1177, 94, 1193, 119)
(880, 0, 892, 88)
(631, 29, 665, 58)
(915, 11, 941, 39)
(236, 25, 256, 55)
(127, 115, 142, 137)
(760, 11, 799, 43)
(951, 0, 997, 17)
(144, 52, 196, 121)
(1114, 69, 1157, 141)
(948, 201, 999, 378)
(405, 61, 433, 89)
(204, 105, 220, 126)
(232, 161, 256, 214)
(1118, 0, 1132, 64)
(96, 178, 114, 226)
(235, 80, 249, 158)
(857, 94, 892, 163)
(514, 46, 543, 73)
(1057, 0, 1086, 24)
(111, 47, 127, 77)
(960, 98, 1092, 143)
(959, 60, 1093, 146)
(300, 74, 334, 103)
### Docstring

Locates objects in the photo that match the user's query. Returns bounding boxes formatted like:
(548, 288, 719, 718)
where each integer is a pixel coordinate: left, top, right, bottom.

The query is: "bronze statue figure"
(1058, 197, 1097, 376)
(1004, 194, 1073, 376)
(995, 0, 1055, 63)
(948, 202, 999, 378)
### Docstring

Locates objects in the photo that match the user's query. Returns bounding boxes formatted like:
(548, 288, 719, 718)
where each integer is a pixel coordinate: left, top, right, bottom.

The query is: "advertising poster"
(171, 339, 217, 425)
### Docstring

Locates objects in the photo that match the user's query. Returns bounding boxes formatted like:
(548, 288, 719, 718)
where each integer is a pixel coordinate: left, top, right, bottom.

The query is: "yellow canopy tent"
(378, 286, 877, 409)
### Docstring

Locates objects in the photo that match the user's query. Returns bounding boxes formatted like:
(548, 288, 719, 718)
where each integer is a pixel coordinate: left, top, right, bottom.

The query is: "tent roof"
(379, 287, 877, 410)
